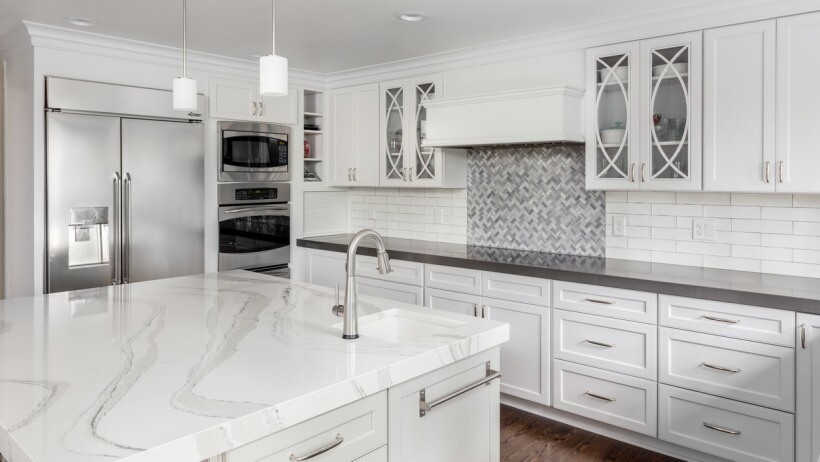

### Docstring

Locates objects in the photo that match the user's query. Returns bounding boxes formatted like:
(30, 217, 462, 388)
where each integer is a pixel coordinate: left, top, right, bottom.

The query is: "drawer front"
(357, 256, 424, 286)
(358, 278, 423, 306)
(659, 295, 796, 347)
(228, 391, 387, 462)
(552, 360, 657, 436)
(481, 271, 551, 306)
(355, 447, 387, 462)
(659, 385, 794, 462)
(553, 309, 657, 380)
(553, 281, 657, 324)
(424, 264, 482, 295)
(659, 328, 795, 412)
(425, 288, 482, 317)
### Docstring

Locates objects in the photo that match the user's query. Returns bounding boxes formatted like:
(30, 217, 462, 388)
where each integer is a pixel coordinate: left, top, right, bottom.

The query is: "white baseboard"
(501, 394, 730, 462)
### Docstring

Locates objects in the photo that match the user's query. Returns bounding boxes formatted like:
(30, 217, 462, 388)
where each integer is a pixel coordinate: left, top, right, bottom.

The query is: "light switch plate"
(612, 215, 626, 237)
(693, 218, 716, 241)
(434, 208, 444, 224)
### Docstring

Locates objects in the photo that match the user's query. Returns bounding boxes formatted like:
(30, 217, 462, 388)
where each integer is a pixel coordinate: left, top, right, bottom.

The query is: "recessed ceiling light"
(398, 12, 427, 22)
(64, 17, 97, 27)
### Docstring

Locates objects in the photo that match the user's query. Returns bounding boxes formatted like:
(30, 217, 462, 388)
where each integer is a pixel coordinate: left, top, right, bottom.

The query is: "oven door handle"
(223, 206, 289, 214)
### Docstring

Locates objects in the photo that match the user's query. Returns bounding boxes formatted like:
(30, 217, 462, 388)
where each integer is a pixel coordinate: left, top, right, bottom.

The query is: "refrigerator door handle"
(123, 172, 132, 284)
(113, 172, 122, 285)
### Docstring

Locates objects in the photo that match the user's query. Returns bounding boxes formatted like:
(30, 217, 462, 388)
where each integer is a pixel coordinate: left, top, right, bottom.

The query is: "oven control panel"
(235, 188, 278, 201)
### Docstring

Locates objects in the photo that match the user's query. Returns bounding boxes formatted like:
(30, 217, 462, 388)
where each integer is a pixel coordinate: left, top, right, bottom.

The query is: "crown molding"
(0, 22, 328, 88)
(322, 0, 820, 88)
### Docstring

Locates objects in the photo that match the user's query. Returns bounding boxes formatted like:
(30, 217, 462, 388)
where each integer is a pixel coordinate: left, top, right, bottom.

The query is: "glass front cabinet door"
(586, 32, 702, 191)
(380, 74, 443, 187)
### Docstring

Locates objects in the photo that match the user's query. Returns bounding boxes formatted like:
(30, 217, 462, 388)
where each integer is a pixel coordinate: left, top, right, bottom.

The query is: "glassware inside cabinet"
(384, 86, 405, 180)
(649, 44, 690, 180)
(415, 83, 436, 180)
(594, 54, 631, 180)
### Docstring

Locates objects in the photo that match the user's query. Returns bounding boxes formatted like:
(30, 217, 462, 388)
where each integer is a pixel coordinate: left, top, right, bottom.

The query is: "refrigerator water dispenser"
(67, 207, 110, 267)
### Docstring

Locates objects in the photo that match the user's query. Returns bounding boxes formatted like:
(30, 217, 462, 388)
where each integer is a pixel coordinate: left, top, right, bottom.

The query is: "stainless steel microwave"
(218, 121, 291, 182)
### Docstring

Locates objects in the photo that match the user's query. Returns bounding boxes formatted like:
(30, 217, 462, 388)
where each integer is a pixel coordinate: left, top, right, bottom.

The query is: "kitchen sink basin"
(333, 308, 467, 343)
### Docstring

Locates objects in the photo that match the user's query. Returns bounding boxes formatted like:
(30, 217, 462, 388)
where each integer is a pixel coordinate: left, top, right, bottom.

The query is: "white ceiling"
(0, 0, 717, 73)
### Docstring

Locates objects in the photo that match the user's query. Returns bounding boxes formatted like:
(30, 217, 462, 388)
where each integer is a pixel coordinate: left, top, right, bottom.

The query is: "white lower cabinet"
(425, 288, 482, 317)
(227, 391, 387, 462)
(354, 447, 388, 462)
(553, 360, 657, 436)
(358, 277, 423, 305)
(797, 313, 820, 462)
(659, 384, 794, 462)
(388, 349, 500, 462)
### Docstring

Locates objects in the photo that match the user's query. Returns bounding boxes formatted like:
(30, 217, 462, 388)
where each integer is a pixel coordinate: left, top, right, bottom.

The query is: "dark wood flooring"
(500, 405, 683, 462)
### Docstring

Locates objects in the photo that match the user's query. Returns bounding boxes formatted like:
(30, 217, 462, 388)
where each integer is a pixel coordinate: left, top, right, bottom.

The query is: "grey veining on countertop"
(298, 234, 820, 314)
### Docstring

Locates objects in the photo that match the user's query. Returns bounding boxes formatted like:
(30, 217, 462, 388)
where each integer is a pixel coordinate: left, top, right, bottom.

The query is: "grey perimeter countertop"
(298, 234, 820, 315)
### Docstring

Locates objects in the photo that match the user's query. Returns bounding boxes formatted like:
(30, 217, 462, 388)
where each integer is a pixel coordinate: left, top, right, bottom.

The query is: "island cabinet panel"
(226, 391, 386, 462)
(388, 348, 500, 462)
(357, 277, 424, 306)
(797, 313, 820, 462)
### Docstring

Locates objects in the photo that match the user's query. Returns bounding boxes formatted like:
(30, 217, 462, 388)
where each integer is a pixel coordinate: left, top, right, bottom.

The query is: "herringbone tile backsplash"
(467, 145, 607, 257)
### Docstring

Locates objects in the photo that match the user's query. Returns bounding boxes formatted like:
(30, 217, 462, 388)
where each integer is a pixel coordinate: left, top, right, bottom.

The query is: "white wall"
(0, 59, 5, 298)
(607, 192, 820, 278)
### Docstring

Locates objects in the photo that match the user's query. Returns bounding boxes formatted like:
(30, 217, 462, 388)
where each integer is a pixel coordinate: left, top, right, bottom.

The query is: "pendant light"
(259, 0, 288, 96)
(173, 0, 198, 111)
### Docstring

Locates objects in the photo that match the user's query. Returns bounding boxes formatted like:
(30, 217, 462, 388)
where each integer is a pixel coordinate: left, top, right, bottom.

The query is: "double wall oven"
(218, 183, 290, 277)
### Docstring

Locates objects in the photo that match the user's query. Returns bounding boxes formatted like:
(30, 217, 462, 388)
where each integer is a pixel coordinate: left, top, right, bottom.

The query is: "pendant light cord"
(182, 0, 188, 78)
(271, 0, 276, 55)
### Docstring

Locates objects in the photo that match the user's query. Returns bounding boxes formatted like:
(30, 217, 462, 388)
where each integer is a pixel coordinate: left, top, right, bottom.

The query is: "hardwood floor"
(500, 405, 682, 462)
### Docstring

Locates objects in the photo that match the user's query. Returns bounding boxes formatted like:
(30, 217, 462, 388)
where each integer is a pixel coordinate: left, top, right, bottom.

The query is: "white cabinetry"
(388, 349, 500, 462)
(330, 84, 380, 186)
(703, 21, 776, 192)
(227, 391, 386, 462)
(776, 12, 820, 192)
(209, 77, 297, 124)
(586, 32, 702, 191)
(797, 313, 820, 462)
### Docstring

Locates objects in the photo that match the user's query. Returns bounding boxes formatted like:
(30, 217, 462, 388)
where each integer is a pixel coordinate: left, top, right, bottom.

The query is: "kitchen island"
(0, 271, 508, 462)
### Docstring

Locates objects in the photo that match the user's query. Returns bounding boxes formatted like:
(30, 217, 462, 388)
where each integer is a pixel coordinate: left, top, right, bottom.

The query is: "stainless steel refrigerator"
(45, 77, 205, 293)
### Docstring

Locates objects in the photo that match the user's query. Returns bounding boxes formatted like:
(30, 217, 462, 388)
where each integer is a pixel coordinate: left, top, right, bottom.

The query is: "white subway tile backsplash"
(677, 241, 732, 257)
(608, 247, 652, 262)
(652, 204, 703, 217)
(716, 231, 761, 246)
(795, 222, 820, 236)
(731, 245, 792, 262)
(794, 249, 820, 265)
(762, 261, 820, 279)
(652, 227, 692, 240)
(703, 256, 763, 273)
(608, 202, 652, 215)
(677, 192, 731, 205)
(731, 219, 793, 234)
(628, 192, 677, 203)
(652, 251, 703, 267)
(762, 234, 820, 250)
(731, 193, 793, 207)
(793, 195, 820, 208)
(704, 205, 761, 219)
(761, 207, 820, 222)
(628, 238, 677, 252)
(628, 215, 677, 228)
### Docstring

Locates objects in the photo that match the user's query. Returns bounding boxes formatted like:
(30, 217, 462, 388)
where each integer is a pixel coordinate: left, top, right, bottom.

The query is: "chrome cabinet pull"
(779, 161, 785, 183)
(419, 362, 500, 417)
(584, 391, 616, 402)
(764, 161, 771, 183)
(481, 305, 487, 319)
(640, 163, 646, 182)
(802, 325, 807, 349)
(630, 163, 636, 183)
(123, 173, 132, 284)
(584, 298, 615, 305)
(347, 168, 352, 181)
(353, 168, 357, 181)
(259, 101, 264, 116)
(473, 304, 478, 317)
(252, 101, 257, 116)
(703, 422, 741, 435)
(289, 434, 344, 461)
(112, 173, 122, 285)
(702, 315, 740, 324)
(409, 167, 415, 181)
(702, 362, 741, 373)
(585, 339, 615, 348)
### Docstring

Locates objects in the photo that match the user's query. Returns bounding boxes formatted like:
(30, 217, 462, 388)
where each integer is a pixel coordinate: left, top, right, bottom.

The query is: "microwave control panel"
(235, 188, 279, 201)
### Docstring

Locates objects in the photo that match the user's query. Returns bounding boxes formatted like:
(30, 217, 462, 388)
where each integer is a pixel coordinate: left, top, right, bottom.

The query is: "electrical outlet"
(367, 205, 376, 220)
(434, 208, 444, 224)
(693, 218, 716, 241)
(612, 215, 626, 237)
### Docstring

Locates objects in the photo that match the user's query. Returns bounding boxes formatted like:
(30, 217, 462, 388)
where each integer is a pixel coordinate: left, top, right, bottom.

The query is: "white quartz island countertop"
(0, 271, 509, 462)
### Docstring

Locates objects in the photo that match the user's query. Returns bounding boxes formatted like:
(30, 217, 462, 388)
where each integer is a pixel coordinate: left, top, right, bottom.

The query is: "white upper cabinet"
(329, 83, 380, 187)
(703, 21, 776, 192)
(776, 12, 820, 193)
(586, 32, 702, 191)
(209, 77, 297, 124)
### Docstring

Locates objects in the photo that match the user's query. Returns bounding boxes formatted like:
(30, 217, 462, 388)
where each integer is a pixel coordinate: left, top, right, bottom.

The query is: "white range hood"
(422, 85, 584, 148)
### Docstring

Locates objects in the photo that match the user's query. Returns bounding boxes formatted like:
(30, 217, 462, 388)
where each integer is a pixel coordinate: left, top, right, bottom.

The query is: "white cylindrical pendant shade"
(173, 77, 198, 111)
(259, 54, 288, 96)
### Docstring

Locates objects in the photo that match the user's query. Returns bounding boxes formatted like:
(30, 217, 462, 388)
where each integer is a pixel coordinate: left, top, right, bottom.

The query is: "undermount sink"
(333, 309, 467, 343)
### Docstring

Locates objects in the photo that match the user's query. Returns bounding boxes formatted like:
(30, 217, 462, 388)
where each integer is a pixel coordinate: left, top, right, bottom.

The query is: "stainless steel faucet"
(332, 229, 392, 339)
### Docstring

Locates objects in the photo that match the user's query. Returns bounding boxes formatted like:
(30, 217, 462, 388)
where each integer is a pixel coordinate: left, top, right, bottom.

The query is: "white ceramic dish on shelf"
(599, 66, 629, 83)
(652, 63, 688, 77)
(601, 128, 626, 145)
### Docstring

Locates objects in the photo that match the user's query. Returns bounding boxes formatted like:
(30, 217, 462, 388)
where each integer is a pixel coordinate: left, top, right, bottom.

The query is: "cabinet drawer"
(553, 310, 657, 380)
(553, 281, 657, 324)
(355, 447, 387, 462)
(227, 391, 387, 462)
(659, 328, 795, 412)
(424, 264, 481, 295)
(357, 256, 424, 286)
(481, 271, 550, 306)
(552, 360, 657, 436)
(358, 278, 423, 306)
(659, 295, 795, 347)
(425, 288, 482, 317)
(659, 385, 794, 462)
